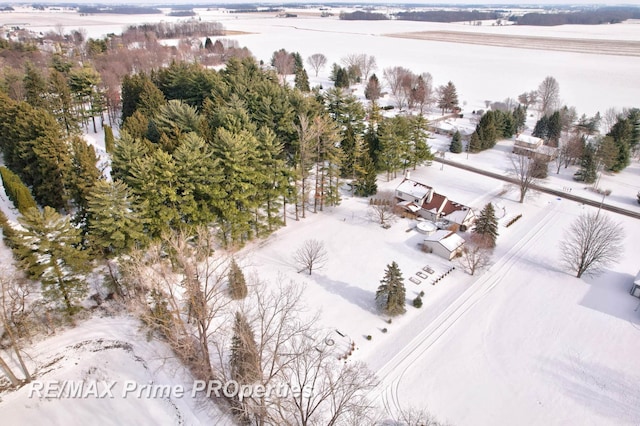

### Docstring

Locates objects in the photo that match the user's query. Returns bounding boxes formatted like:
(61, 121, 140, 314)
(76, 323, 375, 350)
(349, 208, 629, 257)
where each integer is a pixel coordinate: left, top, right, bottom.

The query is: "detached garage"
(423, 230, 465, 261)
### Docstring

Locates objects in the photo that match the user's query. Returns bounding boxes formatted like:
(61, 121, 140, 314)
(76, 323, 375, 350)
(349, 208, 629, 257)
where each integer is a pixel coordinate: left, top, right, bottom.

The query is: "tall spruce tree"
(104, 124, 115, 154)
(86, 180, 147, 256)
(375, 261, 406, 316)
(229, 311, 261, 383)
(474, 203, 499, 248)
(575, 142, 598, 183)
(69, 136, 101, 227)
(228, 258, 248, 299)
(13, 207, 89, 316)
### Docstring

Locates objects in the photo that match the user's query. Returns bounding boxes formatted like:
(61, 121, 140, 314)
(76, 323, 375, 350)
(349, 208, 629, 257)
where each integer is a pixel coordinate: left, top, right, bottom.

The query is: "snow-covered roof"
(397, 200, 421, 213)
(424, 230, 465, 252)
(444, 208, 473, 225)
(515, 134, 543, 148)
(396, 179, 431, 200)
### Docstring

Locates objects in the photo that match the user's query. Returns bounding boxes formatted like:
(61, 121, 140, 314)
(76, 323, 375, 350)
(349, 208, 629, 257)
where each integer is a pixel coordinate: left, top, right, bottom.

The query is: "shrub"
(420, 291, 425, 297)
(387, 318, 392, 324)
(366, 335, 372, 340)
(382, 328, 388, 333)
(413, 296, 423, 308)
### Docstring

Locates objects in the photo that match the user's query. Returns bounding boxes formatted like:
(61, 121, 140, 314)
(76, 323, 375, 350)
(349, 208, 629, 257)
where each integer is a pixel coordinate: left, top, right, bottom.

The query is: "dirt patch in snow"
(383, 30, 640, 57)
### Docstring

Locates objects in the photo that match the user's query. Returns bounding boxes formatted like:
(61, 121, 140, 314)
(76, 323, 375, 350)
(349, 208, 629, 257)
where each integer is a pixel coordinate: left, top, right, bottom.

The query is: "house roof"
(422, 193, 447, 213)
(396, 179, 432, 200)
(424, 230, 465, 252)
(515, 134, 543, 146)
(635, 270, 640, 285)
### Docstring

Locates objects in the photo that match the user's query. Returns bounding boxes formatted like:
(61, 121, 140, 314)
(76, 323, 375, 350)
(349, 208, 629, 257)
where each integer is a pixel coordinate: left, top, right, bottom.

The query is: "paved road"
(433, 157, 640, 220)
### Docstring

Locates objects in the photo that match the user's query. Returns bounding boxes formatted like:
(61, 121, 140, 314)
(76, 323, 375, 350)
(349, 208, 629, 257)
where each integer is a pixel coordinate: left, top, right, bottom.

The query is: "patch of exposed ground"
(384, 30, 640, 57)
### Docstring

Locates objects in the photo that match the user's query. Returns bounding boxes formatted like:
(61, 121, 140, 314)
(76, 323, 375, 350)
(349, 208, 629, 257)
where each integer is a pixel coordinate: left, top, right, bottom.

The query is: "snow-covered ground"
(0, 315, 231, 425)
(1, 7, 640, 425)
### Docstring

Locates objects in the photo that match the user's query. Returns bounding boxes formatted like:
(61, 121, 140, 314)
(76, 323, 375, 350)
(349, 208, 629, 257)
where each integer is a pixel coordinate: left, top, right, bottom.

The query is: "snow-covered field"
(2, 6, 640, 425)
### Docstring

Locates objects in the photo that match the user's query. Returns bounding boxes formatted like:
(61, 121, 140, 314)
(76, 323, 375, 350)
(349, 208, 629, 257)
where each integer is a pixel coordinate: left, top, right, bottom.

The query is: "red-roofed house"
(395, 178, 476, 230)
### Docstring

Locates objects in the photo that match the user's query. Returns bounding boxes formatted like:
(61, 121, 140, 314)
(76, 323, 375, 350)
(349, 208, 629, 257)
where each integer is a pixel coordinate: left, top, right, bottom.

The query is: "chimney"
(406, 171, 411, 180)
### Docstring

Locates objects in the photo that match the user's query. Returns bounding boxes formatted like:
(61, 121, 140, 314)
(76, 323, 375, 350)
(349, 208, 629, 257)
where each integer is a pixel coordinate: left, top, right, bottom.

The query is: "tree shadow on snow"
(579, 270, 640, 325)
(538, 353, 640, 424)
(313, 275, 378, 314)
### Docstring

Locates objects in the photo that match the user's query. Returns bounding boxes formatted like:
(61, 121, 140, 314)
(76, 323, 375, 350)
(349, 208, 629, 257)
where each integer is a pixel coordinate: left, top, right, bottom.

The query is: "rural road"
(432, 157, 640, 220)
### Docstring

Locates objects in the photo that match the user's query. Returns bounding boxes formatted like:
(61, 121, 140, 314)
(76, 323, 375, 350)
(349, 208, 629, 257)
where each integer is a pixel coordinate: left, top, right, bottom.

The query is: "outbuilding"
(423, 230, 465, 261)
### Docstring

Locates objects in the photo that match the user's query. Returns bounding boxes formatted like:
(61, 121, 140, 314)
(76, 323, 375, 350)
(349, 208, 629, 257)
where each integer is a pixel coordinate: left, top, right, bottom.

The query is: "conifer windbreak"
(474, 203, 499, 248)
(376, 261, 407, 316)
(0, 166, 37, 215)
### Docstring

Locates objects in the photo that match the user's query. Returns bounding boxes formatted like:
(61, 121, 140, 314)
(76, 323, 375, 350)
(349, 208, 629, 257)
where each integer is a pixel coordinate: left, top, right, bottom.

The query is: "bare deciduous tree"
(394, 404, 452, 426)
(509, 152, 540, 203)
(361, 55, 377, 81)
(518, 90, 538, 110)
(537, 76, 560, 116)
(458, 234, 493, 276)
(0, 272, 33, 386)
(307, 53, 327, 77)
(560, 212, 624, 278)
(383, 66, 412, 110)
(122, 227, 232, 381)
(368, 191, 397, 227)
(294, 239, 328, 275)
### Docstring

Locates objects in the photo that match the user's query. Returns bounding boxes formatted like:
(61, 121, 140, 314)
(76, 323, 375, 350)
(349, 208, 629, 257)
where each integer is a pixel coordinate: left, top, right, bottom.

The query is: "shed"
(423, 230, 465, 261)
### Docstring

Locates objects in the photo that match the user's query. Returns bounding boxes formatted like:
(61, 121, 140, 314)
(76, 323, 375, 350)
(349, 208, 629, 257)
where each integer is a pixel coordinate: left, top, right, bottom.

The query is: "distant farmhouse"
(513, 134, 558, 161)
(394, 176, 476, 230)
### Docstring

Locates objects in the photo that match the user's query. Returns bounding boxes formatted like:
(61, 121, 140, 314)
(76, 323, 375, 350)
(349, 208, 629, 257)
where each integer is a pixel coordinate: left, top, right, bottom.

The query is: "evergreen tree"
(294, 67, 310, 92)
(468, 130, 482, 153)
(607, 116, 632, 172)
(228, 258, 248, 300)
(111, 131, 151, 183)
(375, 261, 406, 316)
(204, 37, 213, 51)
(229, 311, 261, 383)
(13, 207, 89, 316)
(474, 203, 499, 248)
(173, 132, 221, 226)
(408, 114, 433, 169)
(104, 124, 115, 154)
(532, 115, 550, 141)
(437, 81, 459, 114)
(127, 149, 180, 238)
(23, 61, 48, 109)
(575, 142, 598, 183)
(211, 128, 260, 245)
(353, 149, 378, 197)
(0, 166, 37, 215)
(364, 74, 381, 101)
(69, 136, 101, 227)
(334, 67, 350, 88)
(512, 104, 527, 133)
(450, 130, 463, 153)
(86, 180, 147, 256)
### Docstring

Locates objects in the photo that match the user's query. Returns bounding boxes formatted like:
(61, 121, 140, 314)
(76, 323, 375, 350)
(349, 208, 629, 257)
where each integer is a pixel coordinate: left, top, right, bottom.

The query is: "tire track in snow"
(373, 201, 562, 418)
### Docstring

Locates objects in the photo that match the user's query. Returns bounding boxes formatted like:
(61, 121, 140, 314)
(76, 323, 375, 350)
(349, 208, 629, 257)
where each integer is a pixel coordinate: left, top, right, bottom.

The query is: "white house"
(395, 178, 476, 230)
(423, 230, 465, 260)
(513, 134, 558, 161)
(631, 270, 640, 298)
